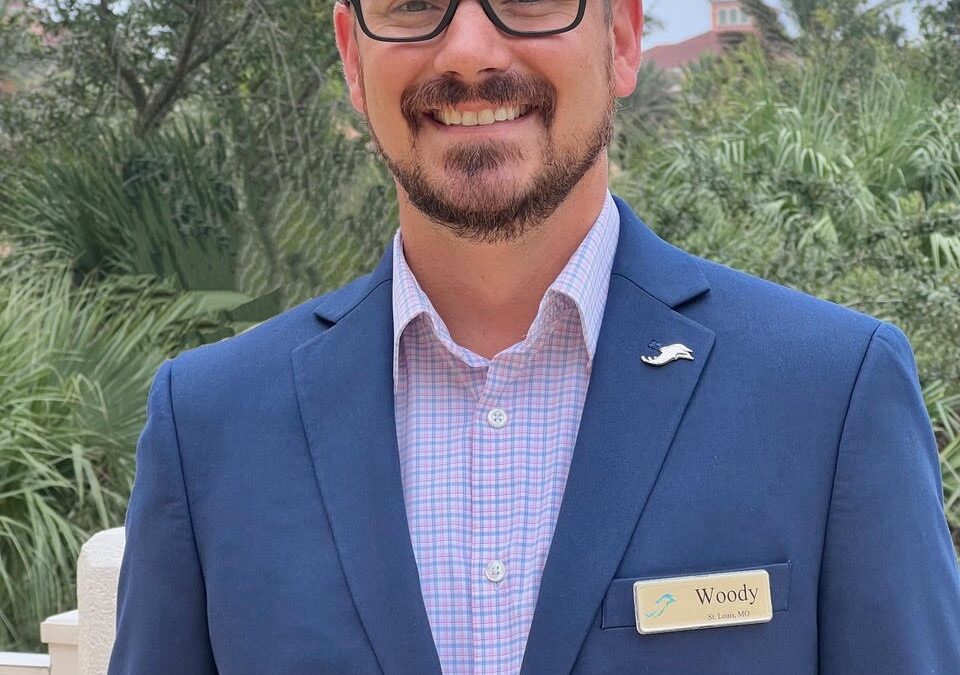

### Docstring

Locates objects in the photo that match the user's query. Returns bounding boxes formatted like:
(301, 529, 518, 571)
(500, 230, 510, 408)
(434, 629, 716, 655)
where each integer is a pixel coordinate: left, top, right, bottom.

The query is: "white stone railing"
(0, 528, 124, 675)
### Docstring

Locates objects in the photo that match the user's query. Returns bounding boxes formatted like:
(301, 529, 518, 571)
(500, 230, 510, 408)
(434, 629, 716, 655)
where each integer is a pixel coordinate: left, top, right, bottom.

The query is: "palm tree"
(741, 0, 796, 55)
(743, 0, 910, 44)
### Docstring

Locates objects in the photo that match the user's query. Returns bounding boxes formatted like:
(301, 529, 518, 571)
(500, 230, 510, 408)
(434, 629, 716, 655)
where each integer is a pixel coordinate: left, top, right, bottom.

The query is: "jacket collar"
(313, 194, 710, 326)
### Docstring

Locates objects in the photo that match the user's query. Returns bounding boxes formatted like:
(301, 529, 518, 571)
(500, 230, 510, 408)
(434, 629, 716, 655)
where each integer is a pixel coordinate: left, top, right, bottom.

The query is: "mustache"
(401, 71, 557, 129)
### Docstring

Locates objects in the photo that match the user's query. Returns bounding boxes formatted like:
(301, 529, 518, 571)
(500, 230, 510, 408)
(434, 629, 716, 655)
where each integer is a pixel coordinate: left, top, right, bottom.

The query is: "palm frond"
(0, 263, 197, 651)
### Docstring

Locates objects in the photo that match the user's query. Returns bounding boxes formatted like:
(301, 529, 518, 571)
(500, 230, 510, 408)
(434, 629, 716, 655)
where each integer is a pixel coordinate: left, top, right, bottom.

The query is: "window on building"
(719, 8, 728, 25)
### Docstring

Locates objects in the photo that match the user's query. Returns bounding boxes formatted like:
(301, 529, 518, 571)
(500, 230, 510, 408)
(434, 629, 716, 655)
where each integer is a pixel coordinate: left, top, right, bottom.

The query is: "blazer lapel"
(291, 249, 442, 675)
(520, 197, 716, 675)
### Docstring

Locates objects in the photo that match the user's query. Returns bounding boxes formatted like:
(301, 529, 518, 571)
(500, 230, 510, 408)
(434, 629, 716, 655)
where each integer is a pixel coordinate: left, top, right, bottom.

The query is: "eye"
(396, 0, 433, 11)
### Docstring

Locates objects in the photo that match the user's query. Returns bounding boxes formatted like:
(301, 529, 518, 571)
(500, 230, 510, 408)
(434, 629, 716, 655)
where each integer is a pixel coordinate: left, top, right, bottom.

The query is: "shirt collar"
(392, 189, 620, 377)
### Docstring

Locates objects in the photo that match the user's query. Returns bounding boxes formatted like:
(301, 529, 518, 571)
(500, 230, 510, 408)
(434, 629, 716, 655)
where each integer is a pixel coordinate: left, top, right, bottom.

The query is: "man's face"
(334, 0, 642, 243)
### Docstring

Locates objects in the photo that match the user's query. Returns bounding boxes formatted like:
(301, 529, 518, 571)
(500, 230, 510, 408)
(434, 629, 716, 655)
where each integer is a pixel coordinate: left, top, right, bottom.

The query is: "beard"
(358, 57, 616, 244)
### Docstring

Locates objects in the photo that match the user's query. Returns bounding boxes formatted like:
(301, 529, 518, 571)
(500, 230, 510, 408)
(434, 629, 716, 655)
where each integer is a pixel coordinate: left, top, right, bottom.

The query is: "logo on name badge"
(634, 569, 773, 634)
(644, 593, 677, 619)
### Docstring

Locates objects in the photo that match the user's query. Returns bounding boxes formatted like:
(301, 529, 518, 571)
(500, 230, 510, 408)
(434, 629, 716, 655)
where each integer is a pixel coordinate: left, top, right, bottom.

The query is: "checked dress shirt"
(391, 189, 620, 674)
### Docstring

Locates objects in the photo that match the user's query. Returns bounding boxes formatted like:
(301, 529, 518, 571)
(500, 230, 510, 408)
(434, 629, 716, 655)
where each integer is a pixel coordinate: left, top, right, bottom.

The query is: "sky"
(642, 0, 922, 48)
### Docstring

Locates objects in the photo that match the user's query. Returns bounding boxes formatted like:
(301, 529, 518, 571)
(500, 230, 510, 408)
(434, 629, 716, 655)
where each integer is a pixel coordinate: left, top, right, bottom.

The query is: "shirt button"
(484, 560, 506, 583)
(486, 408, 508, 429)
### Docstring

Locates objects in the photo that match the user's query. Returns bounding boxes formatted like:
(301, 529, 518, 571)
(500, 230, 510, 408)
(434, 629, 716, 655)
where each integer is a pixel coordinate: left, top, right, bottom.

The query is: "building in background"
(646, 0, 758, 72)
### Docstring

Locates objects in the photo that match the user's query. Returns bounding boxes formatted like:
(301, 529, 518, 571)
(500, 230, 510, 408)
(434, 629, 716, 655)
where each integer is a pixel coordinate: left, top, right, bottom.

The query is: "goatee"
(360, 62, 615, 244)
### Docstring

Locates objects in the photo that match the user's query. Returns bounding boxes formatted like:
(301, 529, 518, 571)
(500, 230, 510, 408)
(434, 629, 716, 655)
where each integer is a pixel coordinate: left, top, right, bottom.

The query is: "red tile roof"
(644, 30, 726, 70)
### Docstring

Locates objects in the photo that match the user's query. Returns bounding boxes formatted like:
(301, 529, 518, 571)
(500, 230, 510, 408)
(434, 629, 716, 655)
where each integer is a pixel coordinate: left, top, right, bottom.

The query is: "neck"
(397, 161, 609, 359)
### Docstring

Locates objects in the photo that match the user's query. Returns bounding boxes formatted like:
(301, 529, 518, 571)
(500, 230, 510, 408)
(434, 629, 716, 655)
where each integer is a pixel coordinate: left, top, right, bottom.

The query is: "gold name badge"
(633, 569, 773, 634)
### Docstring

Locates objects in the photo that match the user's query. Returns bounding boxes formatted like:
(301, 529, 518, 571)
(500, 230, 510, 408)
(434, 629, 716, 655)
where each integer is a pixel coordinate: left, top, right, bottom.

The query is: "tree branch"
(136, 0, 257, 135)
(187, 4, 256, 73)
(95, 0, 148, 115)
(134, 0, 209, 134)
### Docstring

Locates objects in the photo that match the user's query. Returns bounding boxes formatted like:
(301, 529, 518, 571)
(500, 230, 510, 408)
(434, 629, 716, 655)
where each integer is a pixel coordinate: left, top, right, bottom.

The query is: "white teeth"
(431, 105, 531, 127)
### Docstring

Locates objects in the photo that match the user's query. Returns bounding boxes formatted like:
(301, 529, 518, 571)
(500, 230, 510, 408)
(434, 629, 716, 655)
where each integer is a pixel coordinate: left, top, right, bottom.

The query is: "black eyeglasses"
(340, 0, 587, 43)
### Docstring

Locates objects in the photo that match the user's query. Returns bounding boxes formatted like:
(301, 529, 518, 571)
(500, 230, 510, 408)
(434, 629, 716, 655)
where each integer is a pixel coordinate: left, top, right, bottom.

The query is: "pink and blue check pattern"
(392, 190, 620, 675)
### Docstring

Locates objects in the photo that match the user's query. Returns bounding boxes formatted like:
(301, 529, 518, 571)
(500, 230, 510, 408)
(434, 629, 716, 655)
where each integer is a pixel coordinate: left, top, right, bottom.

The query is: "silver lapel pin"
(642, 341, 694, 367)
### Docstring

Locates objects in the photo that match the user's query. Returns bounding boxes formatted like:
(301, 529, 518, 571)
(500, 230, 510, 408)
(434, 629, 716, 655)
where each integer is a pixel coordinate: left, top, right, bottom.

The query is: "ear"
(334, 2, 366, 117)
(611, 0, 644, 99)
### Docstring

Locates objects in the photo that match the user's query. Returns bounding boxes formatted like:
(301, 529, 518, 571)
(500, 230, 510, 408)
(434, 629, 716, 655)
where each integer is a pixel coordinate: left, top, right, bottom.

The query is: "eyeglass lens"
(357, 0, 582, 40)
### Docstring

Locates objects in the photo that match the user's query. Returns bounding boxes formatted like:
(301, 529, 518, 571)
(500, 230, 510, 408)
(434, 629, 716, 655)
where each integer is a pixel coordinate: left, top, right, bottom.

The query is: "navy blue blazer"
(109, 195, 960, 674)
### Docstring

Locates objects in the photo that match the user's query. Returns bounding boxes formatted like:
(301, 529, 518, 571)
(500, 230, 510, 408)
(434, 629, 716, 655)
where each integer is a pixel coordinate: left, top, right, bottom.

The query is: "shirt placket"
(470, 348, 527, 675)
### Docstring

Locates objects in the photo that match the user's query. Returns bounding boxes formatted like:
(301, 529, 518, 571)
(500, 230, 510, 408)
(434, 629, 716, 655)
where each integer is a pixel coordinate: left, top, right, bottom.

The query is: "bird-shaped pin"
(641, 343, 694, 367)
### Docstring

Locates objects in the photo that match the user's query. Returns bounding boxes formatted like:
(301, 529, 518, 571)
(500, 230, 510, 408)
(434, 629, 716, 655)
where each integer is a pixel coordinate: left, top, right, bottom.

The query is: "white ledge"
(2, 527, 124, 675)
(39, 611, 78, 647)
(0, 651, 51, 674)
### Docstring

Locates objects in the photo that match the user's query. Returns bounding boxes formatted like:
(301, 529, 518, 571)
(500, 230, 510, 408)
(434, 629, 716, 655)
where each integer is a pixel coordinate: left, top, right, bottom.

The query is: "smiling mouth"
(426, 104, 536, 128)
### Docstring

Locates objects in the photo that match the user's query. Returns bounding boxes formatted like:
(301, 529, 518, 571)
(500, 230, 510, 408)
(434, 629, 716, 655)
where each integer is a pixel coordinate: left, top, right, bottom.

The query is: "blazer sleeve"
(818, 322, 960, 673)
(108, 360, 219, 675)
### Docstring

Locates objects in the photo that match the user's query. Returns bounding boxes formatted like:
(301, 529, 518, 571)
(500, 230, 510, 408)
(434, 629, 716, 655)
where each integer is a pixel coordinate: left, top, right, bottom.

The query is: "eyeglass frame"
(337, 0, 588, 43)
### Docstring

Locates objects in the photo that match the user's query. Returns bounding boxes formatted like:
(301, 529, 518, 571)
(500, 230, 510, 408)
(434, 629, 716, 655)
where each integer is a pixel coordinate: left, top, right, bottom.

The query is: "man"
(108, 0, 960, 673)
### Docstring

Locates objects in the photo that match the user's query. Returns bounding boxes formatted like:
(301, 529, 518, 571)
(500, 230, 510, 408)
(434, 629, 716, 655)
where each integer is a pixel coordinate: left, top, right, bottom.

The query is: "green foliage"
(1, 121, 239, 289)
(744, 0, 911, 77)
(2, 0, 394, 312)
(39, 0, 258, 135)
(0, 113, 397, 324)
(613, 40, 960, 539)
(610, 62, 678, 170)
(0, 259, 200, 651)
(616, 44, 960, 377)
(929, 380, 960, 538)
(919, 0, 960, 100)
(200, 0, 397, 304)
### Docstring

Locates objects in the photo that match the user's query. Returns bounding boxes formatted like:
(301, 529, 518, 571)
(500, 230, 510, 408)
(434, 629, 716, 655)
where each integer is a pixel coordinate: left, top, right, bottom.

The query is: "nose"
(432, 0, 513, 82)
